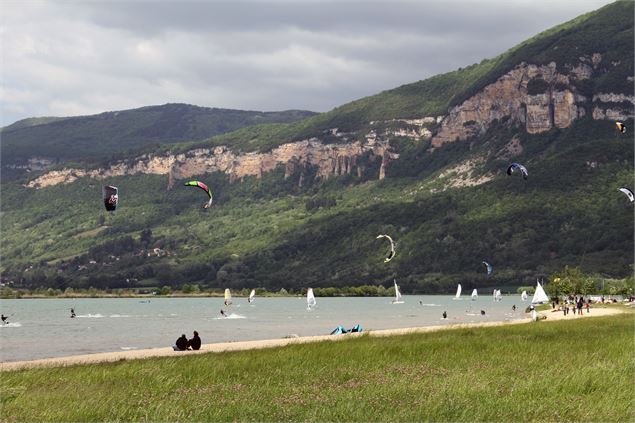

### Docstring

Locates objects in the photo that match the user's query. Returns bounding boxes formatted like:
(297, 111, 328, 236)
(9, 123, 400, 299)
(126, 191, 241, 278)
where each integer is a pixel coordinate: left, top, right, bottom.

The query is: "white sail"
(531, 282, 549, 304)
(495, 289, 502, 301)
(521, 290, 528, 301)
(224, 288, 232, 306)
(248, 289, 256, 303)
(471, 289, 478, 300)
(307, 288, 316, 310)
(454, 284, 462, 299)
(392, 280, 404, 304)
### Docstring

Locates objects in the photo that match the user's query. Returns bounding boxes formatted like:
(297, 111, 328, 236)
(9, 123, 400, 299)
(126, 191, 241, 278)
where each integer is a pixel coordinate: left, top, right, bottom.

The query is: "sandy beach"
(1, 306, 624, 372)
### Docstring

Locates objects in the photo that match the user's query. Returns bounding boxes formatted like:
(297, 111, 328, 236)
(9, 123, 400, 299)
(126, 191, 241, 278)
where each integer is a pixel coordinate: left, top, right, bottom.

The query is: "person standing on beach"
(188, 331, 201, 350)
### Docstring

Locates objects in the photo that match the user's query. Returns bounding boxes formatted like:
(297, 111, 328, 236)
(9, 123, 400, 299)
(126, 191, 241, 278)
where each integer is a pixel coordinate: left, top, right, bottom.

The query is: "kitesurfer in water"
(442, 311, 447, 319)
(220, 309, 227, 318)
(188, 331, 201, 350)
(1, 314, 8, 324)
(480, 310, 486, 316)
(512, 305, 516, 312)
(70, 308, 76, 318)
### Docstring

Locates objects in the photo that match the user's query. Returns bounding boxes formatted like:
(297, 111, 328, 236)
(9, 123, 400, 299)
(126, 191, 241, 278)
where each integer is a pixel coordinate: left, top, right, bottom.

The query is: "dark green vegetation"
(0, 1, 633, 294)
(0, 104, 315, 165)
(1, 313, 633, 422)
(1, 117, 631, 293)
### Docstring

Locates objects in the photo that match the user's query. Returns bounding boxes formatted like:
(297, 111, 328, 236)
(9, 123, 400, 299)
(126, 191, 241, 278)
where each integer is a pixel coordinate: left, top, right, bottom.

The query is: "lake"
(0, 294, 528, 362)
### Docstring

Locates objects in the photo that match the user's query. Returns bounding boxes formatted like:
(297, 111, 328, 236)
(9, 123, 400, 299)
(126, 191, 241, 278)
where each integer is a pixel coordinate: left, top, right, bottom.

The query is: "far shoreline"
(1, 307, 625, 372)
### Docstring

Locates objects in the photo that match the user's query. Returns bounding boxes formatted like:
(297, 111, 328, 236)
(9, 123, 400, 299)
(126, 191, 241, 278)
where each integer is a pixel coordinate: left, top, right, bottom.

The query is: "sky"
(0, 0, 613, 127)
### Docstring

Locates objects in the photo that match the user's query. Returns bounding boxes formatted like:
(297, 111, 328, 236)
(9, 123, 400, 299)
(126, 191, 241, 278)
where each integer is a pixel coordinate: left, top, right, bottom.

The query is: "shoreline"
(1, 307, 624, 372)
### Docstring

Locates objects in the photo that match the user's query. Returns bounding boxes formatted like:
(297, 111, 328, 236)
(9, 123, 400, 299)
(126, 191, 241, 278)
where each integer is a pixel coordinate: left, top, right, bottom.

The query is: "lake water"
(0, 295, 528, 362)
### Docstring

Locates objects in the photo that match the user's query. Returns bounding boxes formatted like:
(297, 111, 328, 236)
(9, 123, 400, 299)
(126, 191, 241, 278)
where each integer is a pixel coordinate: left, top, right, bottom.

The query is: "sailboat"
(453, 284, 462, 300)
(531, 281, 549, 304)
(471, 289, 478, 301)
(224, 288, 232, 306)
(391, 280, 404, 304)
(521, 290, 528, 301)
(307, 288, 316, 310)
(248, 289, 256, 304)
(495, 289, 502, 301)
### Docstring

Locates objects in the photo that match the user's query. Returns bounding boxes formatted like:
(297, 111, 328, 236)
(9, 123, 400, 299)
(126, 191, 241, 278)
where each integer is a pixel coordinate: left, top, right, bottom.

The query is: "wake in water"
(109, 314, 131, 318)
(76, 314, 104, 318)
(419, 303, 441, 307)
(214, 313, 246, 320)
(1, 322, 22, 328)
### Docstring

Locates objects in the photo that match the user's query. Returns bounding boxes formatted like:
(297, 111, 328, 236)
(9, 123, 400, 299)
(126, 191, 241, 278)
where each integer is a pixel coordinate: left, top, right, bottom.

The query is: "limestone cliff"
(26, 138, 398, 189)
(432, 57, 634, 147)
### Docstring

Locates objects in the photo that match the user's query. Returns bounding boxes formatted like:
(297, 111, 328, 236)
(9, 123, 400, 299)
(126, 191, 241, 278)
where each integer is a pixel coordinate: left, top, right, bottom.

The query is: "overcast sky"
(0, 0, 613, 126)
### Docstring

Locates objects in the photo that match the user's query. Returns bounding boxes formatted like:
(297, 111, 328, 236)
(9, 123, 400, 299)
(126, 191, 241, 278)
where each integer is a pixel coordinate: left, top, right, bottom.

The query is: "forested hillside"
(0, 1, 632, 295)
(0, 104, 315, 166)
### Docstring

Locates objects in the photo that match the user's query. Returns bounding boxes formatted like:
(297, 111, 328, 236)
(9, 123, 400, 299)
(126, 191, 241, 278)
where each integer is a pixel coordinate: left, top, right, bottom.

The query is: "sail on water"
(224, 288, 232, 306)
(521, 290, 528, 301)
(392, 280, 404, 304)
(471, 289, 478, 301)
(531, 281, 549, 304)
(248, 289, 256, 304)
(453, 284, 462, 300)
(307, 288, 316, 310)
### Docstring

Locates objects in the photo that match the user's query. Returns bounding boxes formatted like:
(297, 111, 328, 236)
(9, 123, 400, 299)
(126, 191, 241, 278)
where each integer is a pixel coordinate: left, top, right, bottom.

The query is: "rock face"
(432, 62, 590, 146)
(26, 138, 398, 189)
(432, 57, 633, 147)
(22, 56, 634, 190)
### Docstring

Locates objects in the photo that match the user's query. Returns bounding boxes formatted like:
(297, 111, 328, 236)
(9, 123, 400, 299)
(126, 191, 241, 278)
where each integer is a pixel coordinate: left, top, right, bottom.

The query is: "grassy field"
(1, 312, 633, 422)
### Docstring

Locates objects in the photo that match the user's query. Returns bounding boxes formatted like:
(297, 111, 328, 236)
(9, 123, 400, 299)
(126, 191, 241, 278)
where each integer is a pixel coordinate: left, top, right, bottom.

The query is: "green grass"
(2, 313, 633, 422)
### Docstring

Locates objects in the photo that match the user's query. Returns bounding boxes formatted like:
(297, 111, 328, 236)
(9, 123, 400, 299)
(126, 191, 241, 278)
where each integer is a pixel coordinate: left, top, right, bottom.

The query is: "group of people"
(560, 296, 590, 316)
(174, 331, 201, 351)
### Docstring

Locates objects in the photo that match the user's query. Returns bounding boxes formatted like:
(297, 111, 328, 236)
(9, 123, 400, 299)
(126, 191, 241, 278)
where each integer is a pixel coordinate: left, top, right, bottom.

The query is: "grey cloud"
(0, 0, 613, 126)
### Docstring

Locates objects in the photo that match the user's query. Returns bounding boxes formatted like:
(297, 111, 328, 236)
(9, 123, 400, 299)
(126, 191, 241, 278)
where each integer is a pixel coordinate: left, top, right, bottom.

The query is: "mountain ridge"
(0, 1, 632, 294)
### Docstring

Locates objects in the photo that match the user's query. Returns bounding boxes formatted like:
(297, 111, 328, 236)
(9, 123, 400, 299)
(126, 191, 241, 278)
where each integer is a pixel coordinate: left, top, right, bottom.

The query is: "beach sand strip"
(1, 307, 623, 372)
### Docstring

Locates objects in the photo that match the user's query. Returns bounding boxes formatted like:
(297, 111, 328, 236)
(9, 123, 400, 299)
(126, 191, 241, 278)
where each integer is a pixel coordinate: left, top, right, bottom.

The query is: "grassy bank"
(2, 314, 633, 422)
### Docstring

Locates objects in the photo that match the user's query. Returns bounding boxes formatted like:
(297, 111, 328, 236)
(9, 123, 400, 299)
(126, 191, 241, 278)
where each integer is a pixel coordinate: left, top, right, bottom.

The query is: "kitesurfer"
(188, 331, 201, 350)
(442, 311, 447, 319)
(70, 308, 76, 318)
(480, 310, 486, 316)
(220, 309, 227, 318)
(174, 334, 188, 351)
(512, 305, 516, 312)
(1, 314, 8, 324)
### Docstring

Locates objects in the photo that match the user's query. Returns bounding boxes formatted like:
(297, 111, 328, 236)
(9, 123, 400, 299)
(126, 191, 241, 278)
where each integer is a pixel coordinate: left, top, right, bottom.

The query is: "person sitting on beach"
(174, 334, 188, 351)
(188, 331, 201, 351)
(442, 311, 447, 319)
